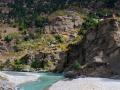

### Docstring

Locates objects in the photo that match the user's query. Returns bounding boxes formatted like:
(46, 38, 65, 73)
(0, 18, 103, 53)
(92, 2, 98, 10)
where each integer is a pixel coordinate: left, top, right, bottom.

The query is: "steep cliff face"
(83, 18, 120, 76)
(85, 18, 120, 64)
(65, 17, 120, 77)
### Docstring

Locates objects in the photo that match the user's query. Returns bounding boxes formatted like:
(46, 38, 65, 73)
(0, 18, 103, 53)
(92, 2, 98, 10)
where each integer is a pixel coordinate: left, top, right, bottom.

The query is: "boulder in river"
(64, 71, 78, 78)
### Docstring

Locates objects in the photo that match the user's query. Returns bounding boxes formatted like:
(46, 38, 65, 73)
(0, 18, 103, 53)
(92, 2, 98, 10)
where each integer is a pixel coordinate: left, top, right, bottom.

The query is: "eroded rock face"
(84, 18, 120, 74)
(45, 13, 82, 33)
(44, 11, 83, 41)
(66, 18, 120, 76)
(85, 19, 119, 63)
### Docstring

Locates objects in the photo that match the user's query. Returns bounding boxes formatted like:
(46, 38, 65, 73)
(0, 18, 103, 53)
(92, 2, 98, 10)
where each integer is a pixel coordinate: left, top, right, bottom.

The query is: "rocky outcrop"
(44, 11, 83, 41)
(64, 71, 78, 78)
(65, 17, 120, 77)
(84, 18, 120, 74)
(45, 12, 82, 33)
(19, 51, 67, 72)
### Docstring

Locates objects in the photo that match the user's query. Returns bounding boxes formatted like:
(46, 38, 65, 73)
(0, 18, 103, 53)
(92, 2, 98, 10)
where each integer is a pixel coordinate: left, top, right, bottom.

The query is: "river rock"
(0, 77, 18, 90)
(64, 71, 78, 78)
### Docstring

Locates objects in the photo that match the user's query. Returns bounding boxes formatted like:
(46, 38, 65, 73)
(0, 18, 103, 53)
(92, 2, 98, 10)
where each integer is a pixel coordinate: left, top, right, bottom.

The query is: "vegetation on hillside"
(0, 0, 119, 71)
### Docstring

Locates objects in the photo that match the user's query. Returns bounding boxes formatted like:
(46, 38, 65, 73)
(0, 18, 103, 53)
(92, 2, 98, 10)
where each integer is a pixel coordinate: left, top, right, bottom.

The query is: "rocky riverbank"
(0, 71, 41, 90)
(0, 76, 18, 90)
(0, 71, 40, 85)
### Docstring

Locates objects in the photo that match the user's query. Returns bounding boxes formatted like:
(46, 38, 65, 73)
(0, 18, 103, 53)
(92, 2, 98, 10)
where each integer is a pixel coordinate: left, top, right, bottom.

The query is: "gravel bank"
(49, 77, 120, 90)
(0, 71, 40, 85)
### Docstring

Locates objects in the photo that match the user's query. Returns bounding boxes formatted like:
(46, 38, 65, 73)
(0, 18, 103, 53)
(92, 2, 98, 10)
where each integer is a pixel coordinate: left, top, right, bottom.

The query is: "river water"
(19, 72, 63, 90)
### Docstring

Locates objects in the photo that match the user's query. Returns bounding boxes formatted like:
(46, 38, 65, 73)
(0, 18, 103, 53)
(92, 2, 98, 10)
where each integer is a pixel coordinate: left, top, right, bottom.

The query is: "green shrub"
(44, 60, 54, 70)
(18, 20, 27, 31)
(4, 35, 13, 43)
(31, 60, 41, 69)
(35, 15, 48, 27)
(13, 64, 25, 71)
(0, 64, 4, 70)
(82, 16, 98, 30)
(11, 60, 25, 71)
(72, 61, 81, 70)
(59, 44, 67, 51)
(14, 59, 21, 65)
(55, 34, 64, 43)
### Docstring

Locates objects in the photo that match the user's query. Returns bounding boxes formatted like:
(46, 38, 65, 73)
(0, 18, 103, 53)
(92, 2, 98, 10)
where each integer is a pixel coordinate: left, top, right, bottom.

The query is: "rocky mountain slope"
(1, 0, 120, 77)
(0, 8, 83, 71)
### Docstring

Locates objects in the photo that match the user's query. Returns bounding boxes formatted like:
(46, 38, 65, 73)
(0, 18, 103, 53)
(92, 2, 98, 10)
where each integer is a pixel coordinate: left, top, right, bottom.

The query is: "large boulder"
(64, 71, 78, 78)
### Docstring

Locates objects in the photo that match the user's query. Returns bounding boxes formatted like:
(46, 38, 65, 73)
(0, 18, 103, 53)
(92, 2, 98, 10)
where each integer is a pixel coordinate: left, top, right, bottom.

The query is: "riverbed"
(2, 71, 120, 90)
(0, 71, 63, 90)
(49, 77, 120, 90)
(19, 73, 63, 90)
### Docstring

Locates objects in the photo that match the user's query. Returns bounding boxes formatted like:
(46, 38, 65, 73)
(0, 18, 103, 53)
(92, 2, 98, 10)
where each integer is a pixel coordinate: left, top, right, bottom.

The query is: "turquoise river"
(19, 73, 63, 90)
